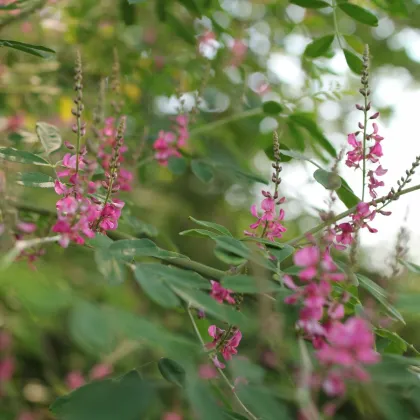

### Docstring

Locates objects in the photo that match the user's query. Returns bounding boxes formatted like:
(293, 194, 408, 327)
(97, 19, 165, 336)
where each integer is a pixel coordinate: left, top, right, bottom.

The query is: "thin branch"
(287, 183, 420, 246)
(186, 306, 258, 420)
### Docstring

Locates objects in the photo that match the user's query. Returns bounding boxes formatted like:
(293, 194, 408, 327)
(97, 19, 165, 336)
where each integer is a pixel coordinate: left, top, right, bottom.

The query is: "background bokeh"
(1, 0, 420, 419)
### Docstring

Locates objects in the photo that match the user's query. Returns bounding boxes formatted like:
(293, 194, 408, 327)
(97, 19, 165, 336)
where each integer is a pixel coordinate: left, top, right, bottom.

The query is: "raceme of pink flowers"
(153, 115, 189, 166)
(98, 117, 133, 192)
(283, 245, 379, 398)
(206, 326, 242, 369)
(244, 190, 286, 242)
(210, 280, 235, 305)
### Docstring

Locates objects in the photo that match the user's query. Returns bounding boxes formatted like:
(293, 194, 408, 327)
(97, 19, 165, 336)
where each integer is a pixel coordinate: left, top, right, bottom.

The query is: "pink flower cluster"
(53, 143, 125, 247)
(153, 115, 189, 166)
(317, 317, 380, 397)
(283, 245, 379, 398)
(346, 114, 387, 200)
(210, 280, 235, 305)
(206, 326, 242, 369)
(98, 117, 133, 191)
(65, 363, 113, 390)
(0, 331, 14, 395)
(245, 191, 286, 242)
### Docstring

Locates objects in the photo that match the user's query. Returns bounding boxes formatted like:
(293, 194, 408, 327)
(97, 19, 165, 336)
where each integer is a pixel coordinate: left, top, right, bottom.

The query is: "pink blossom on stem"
(162, 412, 183, 420)
(0, 357, 14, 381)
(65, 371, 85, 390)
(210, 280, 235, 305)
(89, 363, 113, 380)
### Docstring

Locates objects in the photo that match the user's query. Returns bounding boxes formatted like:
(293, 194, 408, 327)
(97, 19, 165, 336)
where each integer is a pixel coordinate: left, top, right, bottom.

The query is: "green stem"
(361, 93, 369, 201)
(75, 114, 81, 174)
(186, 307, 258, 420)
(287, 183, 420, 246)
(190, 108, 263, 137)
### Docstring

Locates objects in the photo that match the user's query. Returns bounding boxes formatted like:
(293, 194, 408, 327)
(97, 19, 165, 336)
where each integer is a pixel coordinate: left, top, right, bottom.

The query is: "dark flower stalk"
(360, 45, 370, 201)
(72, 51, 85, 175)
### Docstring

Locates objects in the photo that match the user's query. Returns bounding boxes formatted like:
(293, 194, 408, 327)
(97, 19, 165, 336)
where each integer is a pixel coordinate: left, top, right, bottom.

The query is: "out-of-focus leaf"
(338, 2, 379, 26)
(304, 35, 334, 58)
(337, 178, 360, 208)
(179, 229, 221, 239)
(313, 168, 342, 190)
(134, 265, 181, 308)
(158, 358, 186, 387)
(69, 301, 117, 355)
(343, 49, 363, 74)
(375, 328, 409, 355)
(166, 15, 195, 45)
(221, 274, 281, 293)
(0, 40, 55, 58)
(50, 370, 155, 420)
(189, 217, 232, 237)
(262, 101, 283, 115)
(168, 156, 188, 175)
(290, 0, 330, 8)
(357, 274, 405, 324)
(17, 172, 54, 188)
(400, 259, 420, 274)
(178, 0, 202, 15)
(191, 160, 214, 183)
(344, 34, 365, 54)
(289, 113, 336, 157)
(121, 0, 137, 25)
(287, 121, 305, 151)
(94, 247, 127, 286)
(0, 147, 51, 166)
(35, 122, 62, 155)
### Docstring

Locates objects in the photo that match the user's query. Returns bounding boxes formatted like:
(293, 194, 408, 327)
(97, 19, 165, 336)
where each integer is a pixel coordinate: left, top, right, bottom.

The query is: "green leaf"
(189, 217, 232, 237)
(290, 0, 330, 8)
(168, 156, 188, 175)
(304, 35, 335, 58)
(166, 15, 196, 45)
(289, 113, 336, 157)
(337, 178, 360, 208)
(343, 49, 363, 74)
(222, 411, 249, 420)
(179, 229, 221, 239)
(399, 259, 420, 274)
(17, 172, 54, 188)
(35, 122, 62, 155)
(343, 34, 365, 54)
(0, 40, 55, 58)
(0, 147, 51, 166)
(158, 358, 186, 387)
(109, 238, 160, 258)
(287, 121, 305, 151)
(313, 168, 342, 190)
(121, 215, 158, 237)
(171, 286, 248, 328)
(50, 370, 155, 420)
(134, 263, 210, 290)
(69, 301, 117, 355)
(134, 265, 181, 308)
(177, 0, 202, 15)
(262, 101, 284, 115)
(94, 248, 127, 285)
(127, 0, 146, 3)
(375, 328, 408, 355)
(338, 2, 379, 26)
(214, 237, 276, 271)
(191, 160, 214, 183)
(221, 275, 282, 293)
(357, 274, 405, 324)
(242, 238, 294, 263)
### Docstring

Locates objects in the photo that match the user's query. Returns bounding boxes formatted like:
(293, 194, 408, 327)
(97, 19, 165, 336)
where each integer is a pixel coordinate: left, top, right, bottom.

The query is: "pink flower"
(16, 221, 37, 234)
(335, 223, 353, 245)
(199, 364, 218, 379)
(89, 364, 113, 380)
(0, 357, 14, 381)
(294, 246, 320, 281)
(65, 371, 85, 390)
(230, 39, 247, 67)
(322, 371, 346, 396)
(221, 330, 242, 361)
(210, 280, 235, 305)
(162, 412, 183, 420)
